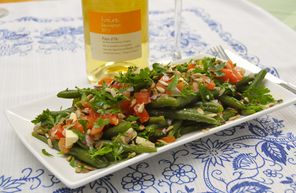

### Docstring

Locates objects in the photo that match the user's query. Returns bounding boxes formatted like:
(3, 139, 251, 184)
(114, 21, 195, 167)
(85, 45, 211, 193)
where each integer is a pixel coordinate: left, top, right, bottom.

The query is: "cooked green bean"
(247, 69, 267, 90)
(149, 95, 198, 109)
(149, 108, 219, 125)
(222, 108, 238, 121)
(194, 101, 224, 113)
(57, 89, 81, 99)
(148, 116, 167, 126)
(121, 144, 157, 153)
(236, 76, 254, 90)
(168, 120, 183, 138)
(219, 95, 245, 110)
(103, 121, 132, 139)
(32, 132, 109, 168)
(144, 124, 165, 138)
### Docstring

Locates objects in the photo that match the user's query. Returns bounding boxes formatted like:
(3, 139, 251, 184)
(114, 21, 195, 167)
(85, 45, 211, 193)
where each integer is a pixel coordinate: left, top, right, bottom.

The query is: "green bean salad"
(32, 57, 280, 173)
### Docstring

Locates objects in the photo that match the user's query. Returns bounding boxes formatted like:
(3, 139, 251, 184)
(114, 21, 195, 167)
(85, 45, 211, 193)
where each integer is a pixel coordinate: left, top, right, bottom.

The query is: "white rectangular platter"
(6, 53, 296, 188)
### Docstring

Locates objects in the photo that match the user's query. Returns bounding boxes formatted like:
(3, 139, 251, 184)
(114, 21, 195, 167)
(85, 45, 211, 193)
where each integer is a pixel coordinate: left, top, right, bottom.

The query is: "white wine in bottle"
(81, 0, 149, 84)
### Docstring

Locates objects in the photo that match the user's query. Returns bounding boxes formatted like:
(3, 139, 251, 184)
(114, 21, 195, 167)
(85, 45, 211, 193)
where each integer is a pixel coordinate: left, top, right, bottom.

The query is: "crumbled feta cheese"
(69, 112, 77, 122)
(135, 136, 155, 148)
(65, 130, 79, 148)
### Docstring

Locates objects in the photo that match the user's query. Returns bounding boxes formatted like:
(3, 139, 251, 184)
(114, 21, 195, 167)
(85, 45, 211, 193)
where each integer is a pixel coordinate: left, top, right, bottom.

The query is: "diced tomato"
(217, 60, 243, 84)
(120, 99, 133, 115)
(85, 109, 99, 129)
(73, 121, 84, 133)
(135, 90, 151, 105)
(101, 114, 119, 125)
(225, 60, 235, 69)
(58, 138, 70, 154)
(160, 136, 176, 143)
(187, 63, 195, 70)
(220, 68, 242, 84)
(176, 81, 184, 91)
(49, 124, 64, 139)
(135, 108, 150, 123)
(98, 77, 113, 87)
(156, 76, 173, 95)
(156, 81, 172, 95)
(90, 126, 104, 136)
(111, 82, 128, 90)
(205, 81, 215, 90)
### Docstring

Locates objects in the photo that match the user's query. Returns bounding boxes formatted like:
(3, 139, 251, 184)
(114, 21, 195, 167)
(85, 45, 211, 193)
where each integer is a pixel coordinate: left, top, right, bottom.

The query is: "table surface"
(1, 0, 296, 192)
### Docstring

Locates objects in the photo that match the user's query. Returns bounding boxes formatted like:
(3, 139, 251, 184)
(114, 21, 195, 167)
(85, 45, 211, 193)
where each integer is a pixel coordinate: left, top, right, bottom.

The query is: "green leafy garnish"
(78, 119, 88, 130)
(32, 109, 69, 129)
(126, 115, 139, 122)
(243, 86, 275, 105)
(151, 63, 166, 80)
(116, 67, 153, 91)
(199, 84, 213, 101)
(175, 63, 188, 72)
(167, 74, 179, 91)
(90, 142, 124, 161)
(42, 149, 53, 157)
(180, 86, 196, 97)
(90, 146, 113, 158)
(94, 118, 110, 128)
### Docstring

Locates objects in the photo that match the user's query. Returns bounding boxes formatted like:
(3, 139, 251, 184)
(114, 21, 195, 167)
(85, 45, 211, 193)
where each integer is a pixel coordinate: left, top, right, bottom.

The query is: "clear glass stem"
(173, 0, 182, 60)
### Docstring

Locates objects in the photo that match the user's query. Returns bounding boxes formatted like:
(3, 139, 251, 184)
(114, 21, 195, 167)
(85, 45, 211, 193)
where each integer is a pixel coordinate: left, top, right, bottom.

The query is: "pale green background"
(250, 0, 296, 31)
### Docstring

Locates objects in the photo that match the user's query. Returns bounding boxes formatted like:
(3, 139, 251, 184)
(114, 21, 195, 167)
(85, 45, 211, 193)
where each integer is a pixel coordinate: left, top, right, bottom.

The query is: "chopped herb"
(243, 86, 275, 105)
(32, 109, 69, 129)
(199, 84, 213, 101)
(167, 74, 179, 91)
(90, 146, 113, 158)
(78, 119, 88, 130)
(180, 86, 196, 97)
(151, 63, 166, 80)
(42, 149, 53, 157)
(116, 67, 153, 91)
(94, 118, 110, 128)
(71, 129, 86, 141)
(126, 115, 139, 122)
(69, 157, 76, 167)
(175, 63, 188, 72)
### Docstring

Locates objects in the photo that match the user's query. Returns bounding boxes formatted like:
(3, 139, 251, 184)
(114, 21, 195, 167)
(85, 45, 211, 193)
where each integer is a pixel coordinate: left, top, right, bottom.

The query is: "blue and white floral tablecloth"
(1, 0, 296, 192)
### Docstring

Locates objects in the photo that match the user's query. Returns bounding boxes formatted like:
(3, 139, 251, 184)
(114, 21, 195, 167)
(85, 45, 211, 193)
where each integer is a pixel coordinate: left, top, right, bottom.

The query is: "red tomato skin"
(160, 136, 176, 143)
(176, 81, 184, 91)
(120, 99, 133, 115)
(134, 90, 151, 104)
(73, 122, 84, 133)
(206, 81, 215, 90)
(49, 124, 64, 139)
(85, 109, 99, 129)
(187, 63, 195, 70)
(101, 114, 119, 125)
(135, 108, 150, 123)
(220, 68, 242, 84)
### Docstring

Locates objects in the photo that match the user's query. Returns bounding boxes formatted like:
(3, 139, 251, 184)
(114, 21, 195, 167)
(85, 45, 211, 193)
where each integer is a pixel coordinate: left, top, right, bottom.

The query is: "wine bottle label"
(88, 10, 142, 61)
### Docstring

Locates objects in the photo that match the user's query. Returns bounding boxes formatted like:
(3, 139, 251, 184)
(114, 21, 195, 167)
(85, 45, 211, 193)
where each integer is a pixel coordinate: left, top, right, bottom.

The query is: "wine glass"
(172, 0, 182, 60)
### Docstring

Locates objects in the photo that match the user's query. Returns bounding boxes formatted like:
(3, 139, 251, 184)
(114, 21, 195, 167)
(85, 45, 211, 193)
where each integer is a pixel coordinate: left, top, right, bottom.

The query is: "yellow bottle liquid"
(81, 0, 149, 84)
